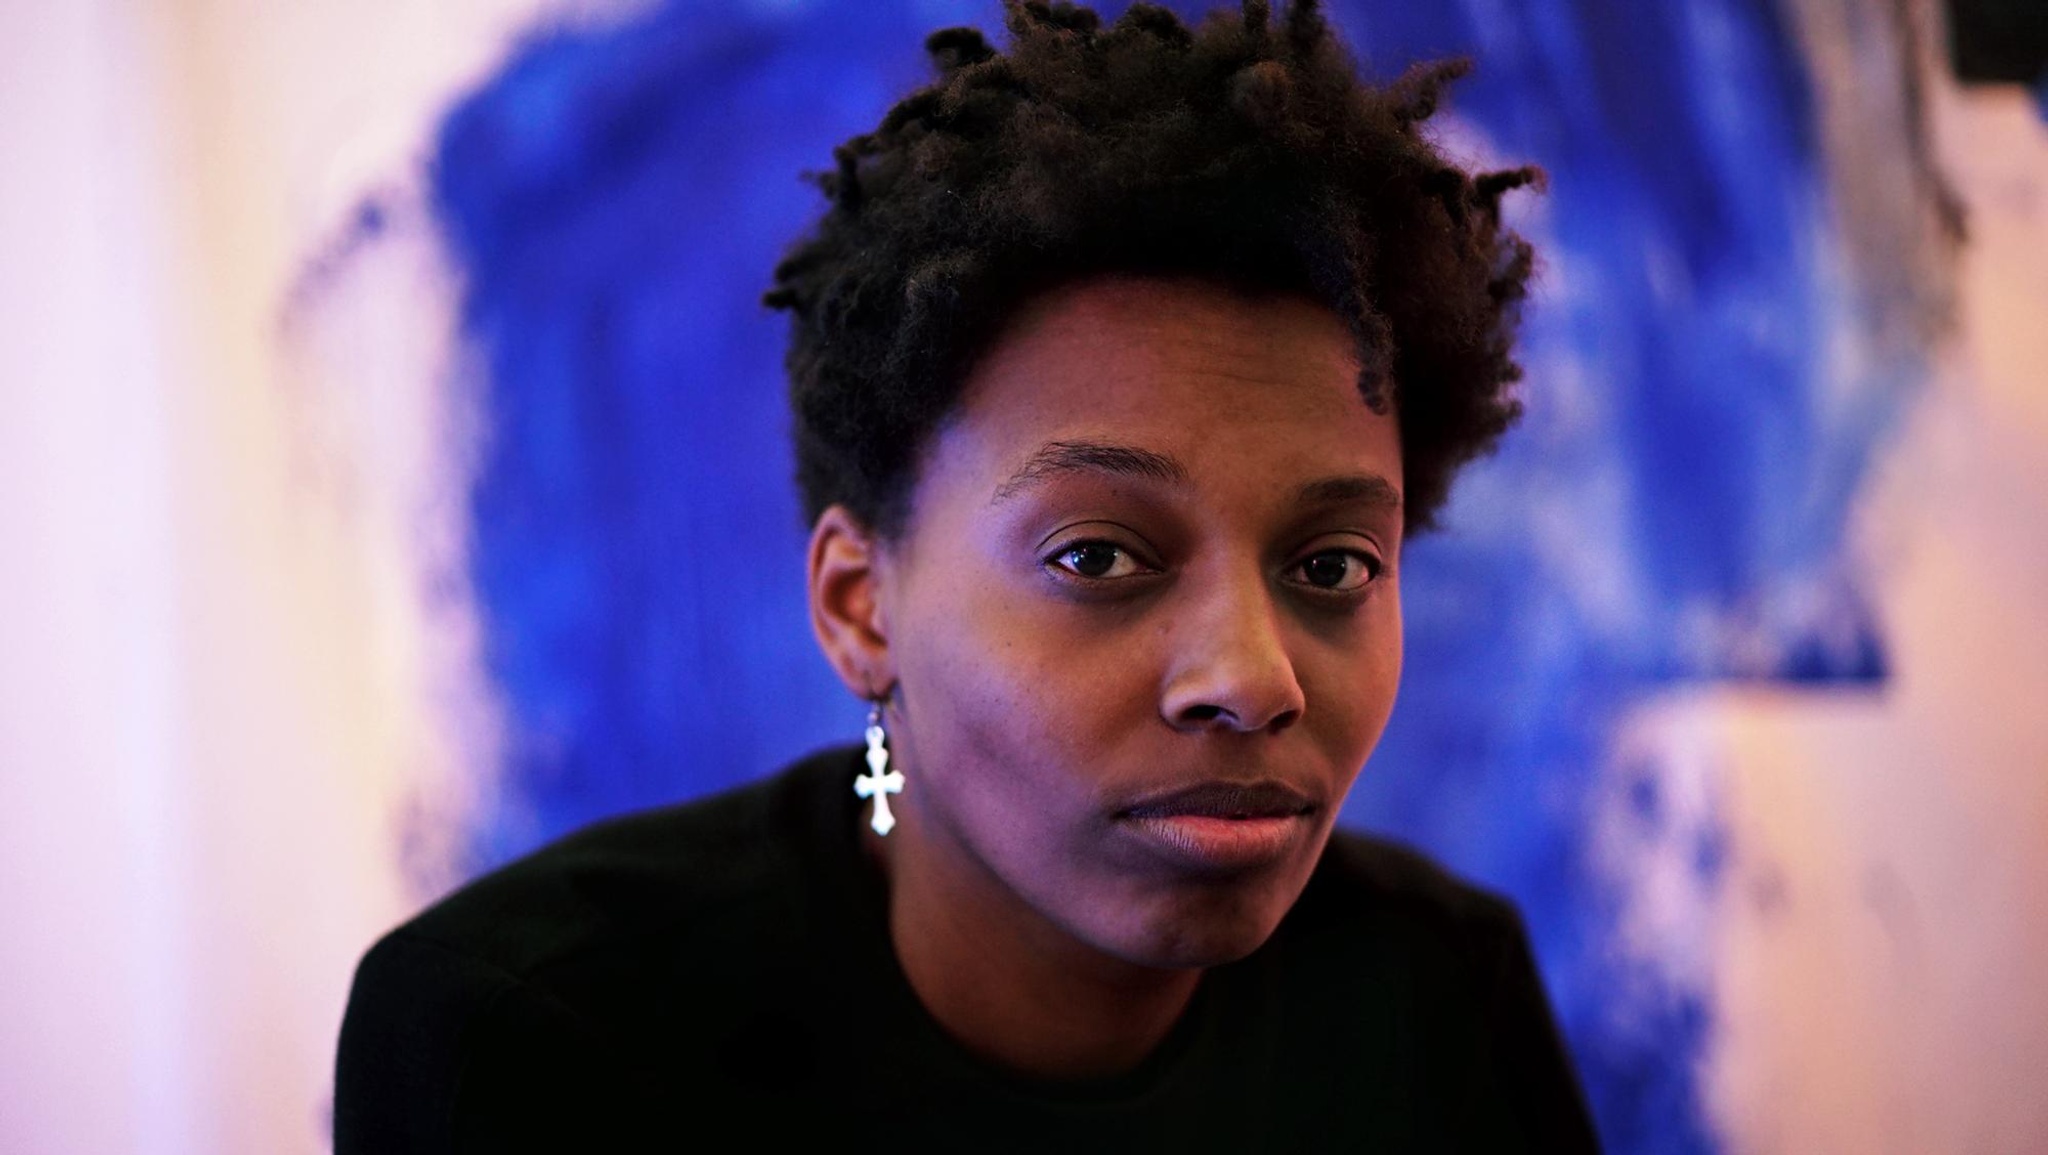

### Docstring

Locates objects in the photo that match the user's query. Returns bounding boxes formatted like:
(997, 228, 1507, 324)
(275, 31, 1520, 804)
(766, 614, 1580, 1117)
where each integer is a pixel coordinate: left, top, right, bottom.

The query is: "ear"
(806, 504, 895, 699)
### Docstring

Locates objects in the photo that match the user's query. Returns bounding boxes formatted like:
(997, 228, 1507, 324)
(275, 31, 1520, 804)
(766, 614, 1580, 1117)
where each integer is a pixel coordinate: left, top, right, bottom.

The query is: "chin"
(1102, 884, 1297, 971)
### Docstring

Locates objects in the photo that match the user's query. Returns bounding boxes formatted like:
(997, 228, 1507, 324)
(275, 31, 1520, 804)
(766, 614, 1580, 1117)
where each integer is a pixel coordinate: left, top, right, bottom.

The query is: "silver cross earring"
(853, 699, 904, 836)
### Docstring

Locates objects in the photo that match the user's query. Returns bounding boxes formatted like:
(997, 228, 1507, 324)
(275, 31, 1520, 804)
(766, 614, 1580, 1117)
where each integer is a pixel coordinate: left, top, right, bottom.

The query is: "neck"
(869, 820, 1201, 1082)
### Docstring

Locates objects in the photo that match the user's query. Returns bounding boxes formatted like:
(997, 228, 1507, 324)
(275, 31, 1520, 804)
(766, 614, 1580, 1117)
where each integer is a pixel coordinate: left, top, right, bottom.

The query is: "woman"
(336, 1, 1599, 1149)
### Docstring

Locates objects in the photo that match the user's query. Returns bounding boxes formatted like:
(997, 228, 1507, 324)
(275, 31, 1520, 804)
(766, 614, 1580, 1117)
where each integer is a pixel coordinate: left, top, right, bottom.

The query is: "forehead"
(921, 275, 1397, 500)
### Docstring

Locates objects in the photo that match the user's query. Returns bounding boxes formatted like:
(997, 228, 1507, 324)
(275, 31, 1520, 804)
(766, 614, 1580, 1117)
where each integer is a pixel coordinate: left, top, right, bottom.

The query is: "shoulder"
(383, 749, 839, 982)
(342, 744, 859, 1046)
(1270, 831, 1602, 1152)
(334, 746, 863, 1148)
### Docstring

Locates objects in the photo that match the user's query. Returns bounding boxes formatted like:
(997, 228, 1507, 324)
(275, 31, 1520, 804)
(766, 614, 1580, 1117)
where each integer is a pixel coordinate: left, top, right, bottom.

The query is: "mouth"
(1118, 781, 1317, 822)
(1114, 781, 1320, 874)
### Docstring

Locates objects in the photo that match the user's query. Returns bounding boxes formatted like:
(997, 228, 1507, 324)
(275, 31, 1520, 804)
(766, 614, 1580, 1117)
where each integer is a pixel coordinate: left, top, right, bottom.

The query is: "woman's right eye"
(1046, 541, 1145, 580)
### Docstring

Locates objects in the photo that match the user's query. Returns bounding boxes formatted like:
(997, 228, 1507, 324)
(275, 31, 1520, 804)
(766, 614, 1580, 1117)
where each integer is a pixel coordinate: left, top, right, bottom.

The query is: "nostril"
(1176, 701, 1304, 731)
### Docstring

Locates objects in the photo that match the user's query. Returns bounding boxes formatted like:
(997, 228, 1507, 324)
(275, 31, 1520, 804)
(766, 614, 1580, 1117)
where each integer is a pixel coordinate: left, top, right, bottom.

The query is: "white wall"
(1693, 80, 2048, 1154)
(0, 2, 547, 1151)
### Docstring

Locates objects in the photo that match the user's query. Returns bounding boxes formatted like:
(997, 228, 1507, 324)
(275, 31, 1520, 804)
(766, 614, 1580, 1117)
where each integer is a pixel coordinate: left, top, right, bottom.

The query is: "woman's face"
(872, 275, 1405, 970)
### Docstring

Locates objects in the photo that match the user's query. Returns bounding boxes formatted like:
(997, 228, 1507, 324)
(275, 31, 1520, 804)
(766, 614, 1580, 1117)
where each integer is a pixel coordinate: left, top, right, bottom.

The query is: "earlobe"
(806, 504, 895, 699)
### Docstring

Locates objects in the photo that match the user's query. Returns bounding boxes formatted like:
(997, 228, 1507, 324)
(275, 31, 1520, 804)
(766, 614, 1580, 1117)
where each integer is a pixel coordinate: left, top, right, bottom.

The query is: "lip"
(1118, 780, 1317, 821)
(1115, 780, 1319, 874)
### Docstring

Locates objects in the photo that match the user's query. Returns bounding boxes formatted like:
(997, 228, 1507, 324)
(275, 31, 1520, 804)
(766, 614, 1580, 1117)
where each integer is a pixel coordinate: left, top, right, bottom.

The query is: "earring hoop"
(853, 698, 904, 836)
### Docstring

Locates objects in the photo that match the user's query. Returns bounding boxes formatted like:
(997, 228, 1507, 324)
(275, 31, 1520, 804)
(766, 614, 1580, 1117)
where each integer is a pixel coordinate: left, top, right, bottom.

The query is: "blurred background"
(2, 0, 2044, 1151)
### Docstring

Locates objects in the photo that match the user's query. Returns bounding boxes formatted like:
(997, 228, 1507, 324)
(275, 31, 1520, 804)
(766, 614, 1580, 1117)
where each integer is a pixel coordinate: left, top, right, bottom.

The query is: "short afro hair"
(765, 0, 1539, 537)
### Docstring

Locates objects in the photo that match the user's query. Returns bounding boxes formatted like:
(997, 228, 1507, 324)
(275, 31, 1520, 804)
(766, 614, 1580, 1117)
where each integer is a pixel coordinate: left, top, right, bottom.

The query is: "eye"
(1046, 541, 1147, 580)
(1288, 548, 1379, 592)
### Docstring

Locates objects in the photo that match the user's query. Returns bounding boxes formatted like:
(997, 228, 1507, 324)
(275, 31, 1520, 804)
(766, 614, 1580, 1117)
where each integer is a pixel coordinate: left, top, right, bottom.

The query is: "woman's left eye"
(1288, 549, 1378, 592)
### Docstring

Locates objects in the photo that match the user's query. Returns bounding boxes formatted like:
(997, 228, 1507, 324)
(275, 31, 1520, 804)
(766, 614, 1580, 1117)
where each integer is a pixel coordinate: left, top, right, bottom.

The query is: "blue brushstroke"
(420, 1, 1915, 1150)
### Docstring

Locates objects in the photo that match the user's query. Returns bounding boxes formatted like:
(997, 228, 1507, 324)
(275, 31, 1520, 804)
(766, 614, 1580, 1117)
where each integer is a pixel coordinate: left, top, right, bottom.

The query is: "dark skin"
(808, 275, 1406, 1081)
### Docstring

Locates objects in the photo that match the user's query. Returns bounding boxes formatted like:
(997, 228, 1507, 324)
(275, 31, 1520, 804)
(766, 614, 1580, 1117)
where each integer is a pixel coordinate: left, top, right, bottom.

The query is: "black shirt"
(335, 745, 1600, 1152)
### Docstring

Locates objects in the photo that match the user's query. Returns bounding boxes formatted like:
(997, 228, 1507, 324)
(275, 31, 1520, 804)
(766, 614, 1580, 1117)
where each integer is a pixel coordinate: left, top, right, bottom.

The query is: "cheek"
(1359, 594, 1403, 717)
(894, 576, 1087, 792)
(894, 577, 1165, 848)
(1307, 593, 1404, 772)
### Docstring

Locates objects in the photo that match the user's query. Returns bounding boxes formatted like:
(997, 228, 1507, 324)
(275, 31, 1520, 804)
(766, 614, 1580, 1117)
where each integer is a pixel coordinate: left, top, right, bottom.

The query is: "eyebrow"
(990, 437, 1403, 513)
(1293, 474, 1402, 512)
(991, 439, 1189, 502)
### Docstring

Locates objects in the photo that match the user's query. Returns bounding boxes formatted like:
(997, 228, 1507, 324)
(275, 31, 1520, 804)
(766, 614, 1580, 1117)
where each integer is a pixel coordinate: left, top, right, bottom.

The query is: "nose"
(1159, 573, 1306, 734)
